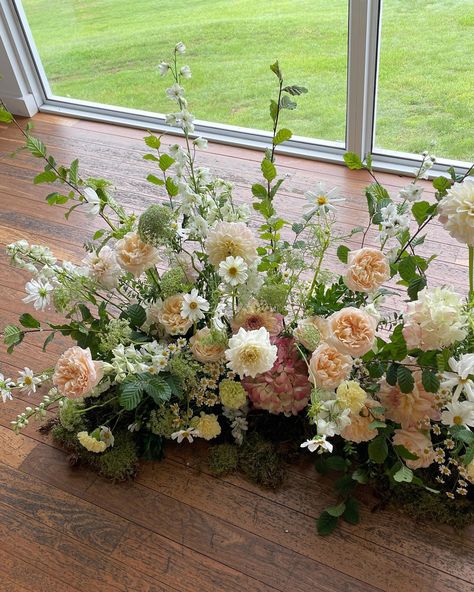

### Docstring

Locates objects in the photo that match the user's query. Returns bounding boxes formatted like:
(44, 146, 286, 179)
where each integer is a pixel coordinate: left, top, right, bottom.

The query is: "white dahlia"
(225, 327, 277, 378)
(205, 221, 258, 266)
(438, 177, 474, 245)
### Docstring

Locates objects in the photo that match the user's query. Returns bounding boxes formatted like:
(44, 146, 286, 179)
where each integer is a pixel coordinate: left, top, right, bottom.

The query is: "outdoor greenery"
(22, 0, 473, 160)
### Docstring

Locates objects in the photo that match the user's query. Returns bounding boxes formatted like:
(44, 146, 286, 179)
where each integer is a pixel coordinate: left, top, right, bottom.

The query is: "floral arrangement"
(1, 43, 474, 534)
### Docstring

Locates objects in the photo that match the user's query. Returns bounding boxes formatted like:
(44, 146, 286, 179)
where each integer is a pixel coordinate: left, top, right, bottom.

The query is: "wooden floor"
(0, 113, 473, 592)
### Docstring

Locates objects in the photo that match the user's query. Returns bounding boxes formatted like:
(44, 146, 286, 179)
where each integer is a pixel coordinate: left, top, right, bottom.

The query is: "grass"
(21, 0, 474, 161)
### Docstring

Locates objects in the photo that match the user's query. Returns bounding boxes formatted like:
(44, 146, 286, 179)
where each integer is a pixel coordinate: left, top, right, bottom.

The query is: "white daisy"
(23, 277, 54, 311)
(304, 182, 344, 216)
(218, 256, 248, 286)
(171, 428, 198, 444)
(181, 289, 209, 322)
(0, 373, 14, 403)
(17, 367, 41, 395)
(300, 435, 334, 454)
(440, 400, 474, 428)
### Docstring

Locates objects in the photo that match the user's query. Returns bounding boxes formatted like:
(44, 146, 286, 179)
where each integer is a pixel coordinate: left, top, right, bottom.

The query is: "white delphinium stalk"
(398, 183, 424, 202)
(175, 41, 186, 54)
(158, 61, 170, 76)
(166, 83, 185, 102)
(193, 137, 207, 149)
(380, 202, 410, 242)
(180, 65, 192, 79)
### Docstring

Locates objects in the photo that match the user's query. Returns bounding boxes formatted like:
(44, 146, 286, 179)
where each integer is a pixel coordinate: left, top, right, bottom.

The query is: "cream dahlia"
(82, 246, 122, 290)
(231, 301, 283, 336)
(438, 177, 474, 245)
(242, 336, 312, 416)
(225, 327, 277, 378)
(205, 221, 258, 266)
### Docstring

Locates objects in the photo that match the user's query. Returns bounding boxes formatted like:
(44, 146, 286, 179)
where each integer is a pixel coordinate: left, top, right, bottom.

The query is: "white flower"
(304, 182, 344, 216)
(212, 299, 230, 331)
(398, 183, 424, 202)
(440, 401, 474, 428)
(441, 354, 474, 402)
(180, 65, 192, 79)
(23, 277, 54, 311)
(171, 428, 198, 443)
(17, 368, 41, 395)
(181, 289, 209, 322)
(180, 110, 195, 133)
(300, 435, 334, 454)
(165, 113, 178, 126)
(175, 41, 186, 54)
(438, 177, 474, 245)
(219, 256, 248, 286)
(0, 373, 14, 402)
(83, 187, 101, 217)
(193, 137, 207, 149)
(82, 246, 122, 290)
(225, 327, 277, 378)
(380, 202, 410, 240)
(158, 61, 170, 76)
(166, 83, 185, 102)
(99, 426, 115, 448)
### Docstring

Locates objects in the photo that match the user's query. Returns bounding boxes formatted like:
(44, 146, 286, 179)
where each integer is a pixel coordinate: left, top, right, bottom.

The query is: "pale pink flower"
(309, 343, 352, 390)
(115, 232, 160, 277)
(157, 294, 193, 336)
(327, 307, 376, 357)
(53, 346, 104, 399)
(392, 427, 435, 469)
(189, 327, 226, 363)
(344, 248, 390, 293)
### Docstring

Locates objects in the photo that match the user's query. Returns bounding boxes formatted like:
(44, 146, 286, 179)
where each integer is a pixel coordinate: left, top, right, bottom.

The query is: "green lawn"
(22, 0, 474, 161)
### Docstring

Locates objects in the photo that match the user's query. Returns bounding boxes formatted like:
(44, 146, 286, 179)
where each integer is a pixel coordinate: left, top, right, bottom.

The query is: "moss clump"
(258, 283, 290, 314)
(208, 443, 239, 476)
(160, 267, 191, 299)
(58, 398, 85, 432)
(147, 407, 176, 438)
(238, 433, 285, 489)
(138, 204, 174, 247)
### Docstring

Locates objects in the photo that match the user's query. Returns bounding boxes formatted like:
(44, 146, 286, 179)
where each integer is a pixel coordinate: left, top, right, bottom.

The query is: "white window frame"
(1, 0, 471, 177)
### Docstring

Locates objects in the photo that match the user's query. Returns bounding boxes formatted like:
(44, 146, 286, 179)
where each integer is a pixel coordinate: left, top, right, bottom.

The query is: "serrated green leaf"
(343, 152, 364, 170)
(398, 256, 418, 282)
(273, 128, 292, 145)
(407, 275, 426, 301)
(282, 85, 308, 96)
(316, 511, 338, 536)
(252, 183, 268, 199)
(397, 365, 414, 393)
(269, 99, 278, 123)
(69, 158, 79, 186)
(159, 153, 175, 172)
(368, 435, 388, 464)
(270, 60, 282, 81)
(261, 159, 276, 182)
(432, 175, 451, 194)
(26, 135, 47, 158)
(143, 153, 160, 162)
(42, 331, 56, 352)
(342, 497, 360, 525)
(146, 174, 164, 186)
(421, 369, 440, 393)
(144, 376, 172, 404)
(3, 325, 24, 349)
(0, 108, 14, 123)
(166, 177, 179, 197)
(19, 313, 40, 329)
(34, 170, 57, 185)
(450, 425, 474, 445)
(121, 304, 146, 329)
(144, 134, 161, 149)
(119, 380, 143, 410)
(336, 245, 350, 264)
(326, 502, 346, 517)
(279, 94, 297, 110)
(393, 464, 413, 483)
(93, 229, 105, 241)
(411, 201, 431, 225)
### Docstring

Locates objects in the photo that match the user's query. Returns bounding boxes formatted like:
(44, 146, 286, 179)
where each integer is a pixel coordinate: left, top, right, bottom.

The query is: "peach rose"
(341, 398, 381, 443)
(328, 307, 376, 357)
(294, 316, 329, 351)
(378, 372, 439, 429)
(392, 427, 435, 469)
(190, 327, 226, 363)
(231, 303, 283, 336)
(344, 248, 390, 293)
(53, 346, 104, 399)
(157, 294, 193, 335)
(309, 343, 352, 390)
(115, 232, 160, 277)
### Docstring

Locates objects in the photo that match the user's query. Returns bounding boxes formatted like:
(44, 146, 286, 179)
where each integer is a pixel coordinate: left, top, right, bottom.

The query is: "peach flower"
(341, 398, 381, 443)
(392, 427, 435, 469)
(157, 294, 193, 336)
(231, 303, 283, 336)
(309, 343, 352, 390)
(190, 327, 226, 363)
(205, 221, 258, 266)
(53, 346, 104, 399)
(115, 232, 160, 277)
(294, 316, 329, 351)
(378, 372, 439, 429)
(327, 307, 376, 357)
(344, 248, 390, 293)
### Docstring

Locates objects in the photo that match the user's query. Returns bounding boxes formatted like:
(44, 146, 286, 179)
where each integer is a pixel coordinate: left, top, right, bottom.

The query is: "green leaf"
(368, 435, 388, 464)
(0, 108, 13, 123)
(386, 362, 399, 386)
(159, 153, 174, 172)
(352, 468, 369, 484)
(121, 304, 146, 329)
(144, 376, 172, 404)
(273, 128, 292, 145)
(432, 175, 451, 193)
(336, 245, 350, 264)
(143, 153, 160, 162)
(144, 134, 161, 149)
(326, 502, 346, 517)
(368, 420, 387, 430)
(46, 192, 69, 205)
(342, 497, 360, 525)
(269, 100, 278, 123)
(282, 85, 308, 96)
(119, 380, 143, 410)
(397, 365, 414, 393)
(411, 201, 431, 225)
(325, 455, 347, 471)
(393, 464, 413, 483)
(421, 369, 440, 393)
(42, 331, 56, 352)
(146, 174, 164, 186)
(166, 177, 179, 197)
(164, 374, 183, 398)
(69, 158, 79, 186)
(19, 313, 40, 329)
(393, 444, 419, 461)
(316, 511, 338, 536)
(335, 474, 355, 496)
(3, 325, 24, 352)
(252, 183, 268, 199)
(407, 275, 426, 301)
(389, 324, 407, 361)
(26, 135, 47, 158)
(279, 94, 297, 110)
(34, 170, 57, 185)
(343, 152, 364, 170)
(450, 425, 474, 446)
(93, 229, 105, 241)
(398, 256, 417, 282)
(270, 61, 282, 81)
(261, 159, 276, 182)
(463, 445, 474, 466)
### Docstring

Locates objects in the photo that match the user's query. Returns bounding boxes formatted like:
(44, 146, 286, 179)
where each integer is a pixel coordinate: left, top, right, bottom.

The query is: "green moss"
(208, 443, 239, 476)
(160, 267, 191, 299)
(238, 433, 285, 489)
(58, 398, 85, 432)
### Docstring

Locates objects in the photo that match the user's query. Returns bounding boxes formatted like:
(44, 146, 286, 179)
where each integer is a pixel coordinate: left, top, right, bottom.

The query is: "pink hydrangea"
(242, 337, 311, 416)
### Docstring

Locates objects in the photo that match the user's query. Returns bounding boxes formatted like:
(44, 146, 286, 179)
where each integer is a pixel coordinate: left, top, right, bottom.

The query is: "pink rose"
(392, 427, 435, 469)
(53, 346, 104, 399)
(344, 248, 390, 293)
(327, 307, 376, 357)
(309, 343, 352, 390)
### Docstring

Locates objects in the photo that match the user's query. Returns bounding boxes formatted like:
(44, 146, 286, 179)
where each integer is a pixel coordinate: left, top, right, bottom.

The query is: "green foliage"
(118, 372, 172, 410)
(317, 511, 338, 535)
(208, 444, 239, 476)
(368, 436, 388, 464)
(273, 128, 292, 145)
(160, 267, 191, 299)
(3, 325, 24, 353)
(19, 313, 40, 329)
(336, 245, 350, 264)
(120, 304, 146, 329)
(0, 107, 13, 123)
(138, 203, 174, 246)
(261, 158, 276, 182)
(396, 365, 414, 394)
(343, 152, 363, 170)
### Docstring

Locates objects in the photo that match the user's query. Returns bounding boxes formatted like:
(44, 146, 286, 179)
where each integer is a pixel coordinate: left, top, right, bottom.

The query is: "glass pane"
(375, 0, 474, 162)
(20, 0, 348, 143)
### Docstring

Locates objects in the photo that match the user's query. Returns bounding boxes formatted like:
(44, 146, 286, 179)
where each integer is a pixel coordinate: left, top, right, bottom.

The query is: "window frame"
(3, 0, 471, 176)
